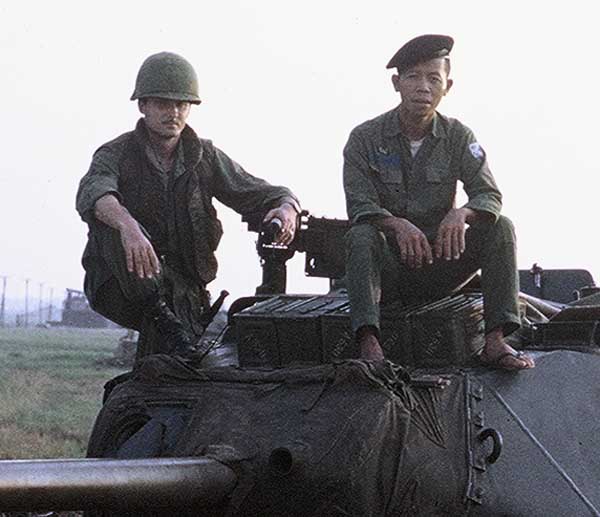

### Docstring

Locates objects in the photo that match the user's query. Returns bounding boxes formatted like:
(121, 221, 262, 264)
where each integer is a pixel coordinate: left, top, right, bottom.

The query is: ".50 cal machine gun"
(244, 210, 349, 295)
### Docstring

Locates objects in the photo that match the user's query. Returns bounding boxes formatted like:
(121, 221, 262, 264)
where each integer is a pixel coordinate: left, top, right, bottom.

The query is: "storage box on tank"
(321, 303, 356, 361)
(321, 302, 413, 364)
(406, 294, 484, 367)
(235, 295, 348, 366)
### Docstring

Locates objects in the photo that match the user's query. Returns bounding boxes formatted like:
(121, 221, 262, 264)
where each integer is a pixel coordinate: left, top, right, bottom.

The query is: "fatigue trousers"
(345, 215, 521, 337)
(83, 222, 208, 359)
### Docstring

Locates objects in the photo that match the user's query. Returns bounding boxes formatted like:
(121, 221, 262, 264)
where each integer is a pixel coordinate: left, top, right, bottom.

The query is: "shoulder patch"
(469, 142, 484, 160)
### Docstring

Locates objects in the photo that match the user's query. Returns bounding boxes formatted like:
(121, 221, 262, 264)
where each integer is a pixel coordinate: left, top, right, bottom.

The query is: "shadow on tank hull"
(2, 213, 600, 516)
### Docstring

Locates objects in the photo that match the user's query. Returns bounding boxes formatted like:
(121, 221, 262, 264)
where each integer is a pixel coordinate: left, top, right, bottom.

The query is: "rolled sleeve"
(76, 146, 123, 223)
(343, 131, 392, 224)
(458, 128, 502, 221)
(211, 146, 299, 216)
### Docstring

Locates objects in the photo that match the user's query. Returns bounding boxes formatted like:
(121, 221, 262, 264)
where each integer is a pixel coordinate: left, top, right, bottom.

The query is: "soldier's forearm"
(370, 215, 408, 233)
(94, 194, 139, 233)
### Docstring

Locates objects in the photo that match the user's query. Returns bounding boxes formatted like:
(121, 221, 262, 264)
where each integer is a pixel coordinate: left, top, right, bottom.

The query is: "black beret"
(386, 34, 454, 71)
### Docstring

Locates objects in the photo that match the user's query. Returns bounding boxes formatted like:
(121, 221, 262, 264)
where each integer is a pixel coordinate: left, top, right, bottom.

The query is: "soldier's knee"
(494, 215, 516, 242)
(346, 224, 383, 252)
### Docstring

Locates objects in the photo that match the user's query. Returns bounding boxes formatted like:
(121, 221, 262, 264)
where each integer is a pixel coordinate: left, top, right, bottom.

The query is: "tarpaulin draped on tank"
(88, 355, 478, 516)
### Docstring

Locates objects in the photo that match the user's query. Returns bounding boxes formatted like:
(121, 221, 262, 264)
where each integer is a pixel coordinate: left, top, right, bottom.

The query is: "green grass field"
(0, 327, 129, 459)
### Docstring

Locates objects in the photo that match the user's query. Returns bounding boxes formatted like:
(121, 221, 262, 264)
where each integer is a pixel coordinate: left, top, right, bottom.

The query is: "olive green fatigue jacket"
(343, 108, 502, 240)
(76, 119, 299, 300)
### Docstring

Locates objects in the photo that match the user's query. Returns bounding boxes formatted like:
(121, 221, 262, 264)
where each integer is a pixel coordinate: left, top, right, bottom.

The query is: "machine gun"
(244, 210, 349, 294)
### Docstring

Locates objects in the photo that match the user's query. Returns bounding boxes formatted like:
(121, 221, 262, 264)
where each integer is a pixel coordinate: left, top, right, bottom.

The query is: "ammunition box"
(235, 293, 484, 368)
(320, 303, 413, 364)
(531, 321, 600, 348)
(235, 295, 348, 366)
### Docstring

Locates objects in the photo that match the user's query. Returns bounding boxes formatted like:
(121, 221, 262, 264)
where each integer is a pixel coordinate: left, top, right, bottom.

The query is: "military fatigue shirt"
(77, 119, 299, 291)
(343, 107, 502, 240)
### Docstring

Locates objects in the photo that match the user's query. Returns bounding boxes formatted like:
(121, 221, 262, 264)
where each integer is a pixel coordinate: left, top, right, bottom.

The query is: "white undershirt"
(410, 138, 424, 158)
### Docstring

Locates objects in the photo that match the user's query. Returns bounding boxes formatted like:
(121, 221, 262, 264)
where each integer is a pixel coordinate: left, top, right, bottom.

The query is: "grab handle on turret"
(478, 428, 503, 464)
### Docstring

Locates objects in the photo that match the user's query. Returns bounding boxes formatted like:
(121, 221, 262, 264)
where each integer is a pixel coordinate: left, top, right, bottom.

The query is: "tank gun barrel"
(0, 456, 237, 513)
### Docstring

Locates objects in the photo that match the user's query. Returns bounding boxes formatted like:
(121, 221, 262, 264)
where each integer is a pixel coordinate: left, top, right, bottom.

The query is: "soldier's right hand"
(391, 218, 433, 269)
(120, 223, 161, 279)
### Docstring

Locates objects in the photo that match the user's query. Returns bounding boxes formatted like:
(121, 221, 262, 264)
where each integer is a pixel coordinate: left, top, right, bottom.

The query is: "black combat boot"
(147, 299, 199, 355)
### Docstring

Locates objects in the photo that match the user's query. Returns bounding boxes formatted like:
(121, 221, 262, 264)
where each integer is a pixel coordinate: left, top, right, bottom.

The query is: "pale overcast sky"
(1, 0, 598, 308)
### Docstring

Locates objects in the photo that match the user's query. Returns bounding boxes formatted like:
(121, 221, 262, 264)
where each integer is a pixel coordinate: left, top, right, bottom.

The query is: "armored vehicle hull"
(78, 348, 600, 516)
(2, 215, 600, 515)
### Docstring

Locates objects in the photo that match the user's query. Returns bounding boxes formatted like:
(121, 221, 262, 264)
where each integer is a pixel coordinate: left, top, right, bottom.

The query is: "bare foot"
(357, 327, 385, 361)
(480, 329, 535, 370)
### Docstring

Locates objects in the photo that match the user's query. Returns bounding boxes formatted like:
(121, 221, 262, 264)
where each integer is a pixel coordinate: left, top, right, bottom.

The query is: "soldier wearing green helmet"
(76, 51, 300, 359)
(130, 52, 202, 104)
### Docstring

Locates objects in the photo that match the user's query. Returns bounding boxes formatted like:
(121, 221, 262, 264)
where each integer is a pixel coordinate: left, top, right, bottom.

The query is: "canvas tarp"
(88, 356, 476, 516)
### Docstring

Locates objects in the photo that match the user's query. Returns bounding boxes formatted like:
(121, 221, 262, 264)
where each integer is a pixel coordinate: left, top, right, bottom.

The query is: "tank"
(2, 212, 600, 516)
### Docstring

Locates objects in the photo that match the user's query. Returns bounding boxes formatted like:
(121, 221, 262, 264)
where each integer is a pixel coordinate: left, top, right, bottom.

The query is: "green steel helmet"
(130, 52, 201, 104)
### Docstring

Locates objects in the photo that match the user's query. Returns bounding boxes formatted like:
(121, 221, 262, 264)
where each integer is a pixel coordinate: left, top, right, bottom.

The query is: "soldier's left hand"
(434, 208, 473, 260)
(263, 203, 298, 246)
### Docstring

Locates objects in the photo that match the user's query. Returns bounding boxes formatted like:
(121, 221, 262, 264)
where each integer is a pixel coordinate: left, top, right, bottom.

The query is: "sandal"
(479, 350, 534, 371)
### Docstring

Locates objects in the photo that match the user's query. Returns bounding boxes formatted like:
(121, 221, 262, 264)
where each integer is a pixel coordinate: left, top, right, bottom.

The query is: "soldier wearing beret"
(76, 52, 300, 359)
(343, 35, 534, 370)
